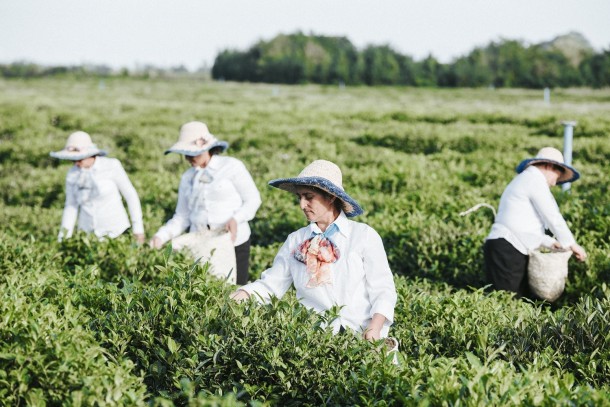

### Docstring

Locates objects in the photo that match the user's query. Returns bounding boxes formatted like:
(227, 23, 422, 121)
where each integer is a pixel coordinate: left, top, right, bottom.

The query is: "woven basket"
(171, 229, 236, 284)
(527, 248, 572, 302)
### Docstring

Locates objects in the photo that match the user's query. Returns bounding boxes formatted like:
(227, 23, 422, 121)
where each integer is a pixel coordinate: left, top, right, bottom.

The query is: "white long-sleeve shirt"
(487, 165, 576, 254)
(154, 155, 261, 246)
(241, 212, 397, 337)
(59, 156, 144, 240)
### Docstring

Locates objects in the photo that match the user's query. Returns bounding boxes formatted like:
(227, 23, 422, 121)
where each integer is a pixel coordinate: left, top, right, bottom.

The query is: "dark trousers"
(484, 238, 530, 298)
(234, 239, 251, 285)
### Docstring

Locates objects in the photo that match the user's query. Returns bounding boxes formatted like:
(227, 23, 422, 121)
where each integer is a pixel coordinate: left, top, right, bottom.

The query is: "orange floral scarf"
(294, 224, 340, 288)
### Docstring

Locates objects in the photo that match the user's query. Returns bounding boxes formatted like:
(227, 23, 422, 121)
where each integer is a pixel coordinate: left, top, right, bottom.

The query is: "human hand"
(230, 289, 250, 302)
(363, 313, 386, 341)
(149, 236, 163, 249)
(571, 244, 587, 262)
(134, 233, 145, 244)
(363, 327, 382, 341)
(226, 218, 237, 242)
(551, 241, 563, 250)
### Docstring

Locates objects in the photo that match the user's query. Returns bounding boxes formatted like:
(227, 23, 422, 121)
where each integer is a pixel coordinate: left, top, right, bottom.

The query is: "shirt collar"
(206, 154, 220, 171)
(309, 211, 350, 238)
(525, 165, 548, 183)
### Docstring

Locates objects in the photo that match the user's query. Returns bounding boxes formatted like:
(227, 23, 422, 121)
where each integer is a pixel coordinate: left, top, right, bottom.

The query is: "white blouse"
(487, 165, 576, 254)
(154, 155, 261, 246)
(59, 156, 144, 240)
(241, 212, 397, 337)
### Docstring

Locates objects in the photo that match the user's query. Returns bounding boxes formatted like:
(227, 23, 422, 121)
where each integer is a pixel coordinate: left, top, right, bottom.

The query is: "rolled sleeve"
(230, 161, 261, 224)
(59, 178, 79, 240)
(240, 238, 294, 302)
(112, 161, 145, 235)
(154, 175, 192, 245)
(530, 181, 576, 248)
(363, 228, 397, 325)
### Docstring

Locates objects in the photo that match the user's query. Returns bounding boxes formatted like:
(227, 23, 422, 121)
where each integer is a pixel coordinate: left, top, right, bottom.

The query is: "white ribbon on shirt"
(75, 169, 97, 205)
(188, 167, 213, 229)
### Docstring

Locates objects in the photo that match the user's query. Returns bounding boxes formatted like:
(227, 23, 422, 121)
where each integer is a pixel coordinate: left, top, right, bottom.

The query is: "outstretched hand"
(571, 244, 587, 262)
(149, 236, 163, 249)
(363, 313, 387, 341)
(230, 289, 250, 302)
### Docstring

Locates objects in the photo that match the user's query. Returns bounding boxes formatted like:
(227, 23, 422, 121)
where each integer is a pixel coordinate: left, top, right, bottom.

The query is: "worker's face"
(185, 151, 211, 168)
(540, 163, 564, 186)
(75, 156, 96, 169)
(295, 186, 336, 223)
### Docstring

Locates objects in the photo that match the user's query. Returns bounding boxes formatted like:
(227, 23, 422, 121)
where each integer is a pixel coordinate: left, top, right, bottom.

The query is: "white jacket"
(241, 212, 397, 337)
(154, 155, 261, 246)
(487, 165, 576, 254)
(59, 156, 144, 240)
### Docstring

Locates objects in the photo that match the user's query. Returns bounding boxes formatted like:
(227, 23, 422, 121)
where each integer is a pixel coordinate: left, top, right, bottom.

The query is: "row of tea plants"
(1, 78, 609, 404)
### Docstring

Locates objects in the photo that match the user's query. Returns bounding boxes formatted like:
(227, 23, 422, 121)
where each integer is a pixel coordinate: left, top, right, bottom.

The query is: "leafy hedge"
(1, 78, 610, 404)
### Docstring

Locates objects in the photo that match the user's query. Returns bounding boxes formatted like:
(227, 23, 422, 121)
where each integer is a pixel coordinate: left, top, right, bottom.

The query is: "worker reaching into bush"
(50, 130, 145, 243)
(149, 121, 261, 285)
(484, 147, 587, 299)
(230, 160, 397, 344)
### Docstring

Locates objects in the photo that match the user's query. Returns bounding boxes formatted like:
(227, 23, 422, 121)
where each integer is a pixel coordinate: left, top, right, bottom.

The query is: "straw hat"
(165, 121, 229, 156)
(49, 131, 107, 161)
(269, 160, 363, 217)
(516, 147, 580, 184)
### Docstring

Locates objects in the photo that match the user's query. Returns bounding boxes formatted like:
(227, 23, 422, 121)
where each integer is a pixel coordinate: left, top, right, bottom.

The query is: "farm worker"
(484, 147, 587, 298)
(230, 160, 397, 341)
(149, 121, 261, 285)
(50, 131, 145, 243)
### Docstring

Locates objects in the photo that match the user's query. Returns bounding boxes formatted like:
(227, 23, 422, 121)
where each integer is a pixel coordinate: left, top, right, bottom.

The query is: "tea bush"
(1, 78, 610, 404)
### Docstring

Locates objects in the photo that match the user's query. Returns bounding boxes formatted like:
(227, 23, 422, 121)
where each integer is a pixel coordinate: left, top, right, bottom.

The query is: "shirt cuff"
(557, 236, 576, 249)
(132, 223, 145, 235)
(541, 235, 557, 248)
(154, 230, 170, 245)
(371, 299, 395, 325)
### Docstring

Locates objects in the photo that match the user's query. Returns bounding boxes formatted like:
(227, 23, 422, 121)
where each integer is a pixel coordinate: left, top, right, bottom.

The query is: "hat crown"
(297, 160, 344, 190)
(65, 131, 95, 149)
(535, 147, 565, 164)
(178, 121, 217, 145)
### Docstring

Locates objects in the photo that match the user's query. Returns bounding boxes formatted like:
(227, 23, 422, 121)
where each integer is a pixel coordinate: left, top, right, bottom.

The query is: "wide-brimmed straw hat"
(516, 147, 580, 184)
(165, 121, 229, 156)
(49, 131, 107, 161)
(269, 160, 363, 217)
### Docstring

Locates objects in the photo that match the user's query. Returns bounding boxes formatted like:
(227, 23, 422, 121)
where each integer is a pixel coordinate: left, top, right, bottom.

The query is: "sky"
(1, 0, 609, 71)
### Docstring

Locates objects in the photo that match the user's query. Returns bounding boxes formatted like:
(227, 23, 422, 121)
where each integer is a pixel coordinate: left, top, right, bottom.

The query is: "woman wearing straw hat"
(484, 147, 587, 298)
(50, 131, 145, 243)
(230, 160, 397, 341)
(149, 121, 261, 285)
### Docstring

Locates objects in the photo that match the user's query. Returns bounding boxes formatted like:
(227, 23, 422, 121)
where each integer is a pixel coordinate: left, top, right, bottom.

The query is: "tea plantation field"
(1, 77, 610, 405)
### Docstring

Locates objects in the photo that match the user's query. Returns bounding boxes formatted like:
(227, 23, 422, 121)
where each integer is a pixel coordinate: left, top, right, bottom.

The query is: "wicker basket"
(527, 248, 572, 302)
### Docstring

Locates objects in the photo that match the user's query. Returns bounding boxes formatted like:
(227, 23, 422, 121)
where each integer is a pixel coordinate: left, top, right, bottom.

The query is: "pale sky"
(1, 0, 609, 71)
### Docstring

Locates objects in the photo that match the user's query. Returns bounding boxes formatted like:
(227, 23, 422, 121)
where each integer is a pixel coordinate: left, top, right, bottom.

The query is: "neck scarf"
(75, 168, 96, 205)
(294, 223, 341, 288)
(188, 167, 213, 210)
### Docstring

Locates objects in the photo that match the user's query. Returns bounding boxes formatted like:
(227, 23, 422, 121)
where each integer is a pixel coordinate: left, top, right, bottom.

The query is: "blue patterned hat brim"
(49, 149, 108, 161)
(165, 141, 229, 156)
(516, 158, 580, 184)
(268, 176, 363, 217)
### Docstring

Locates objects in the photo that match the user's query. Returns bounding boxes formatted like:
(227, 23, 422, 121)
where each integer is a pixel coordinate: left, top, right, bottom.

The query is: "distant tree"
(361, 45, 401, 85)
(580, 49, 610, 87)
(448, 49, 493, 87)
(212, 48, 260, 82)
(415, 55, 441, 86)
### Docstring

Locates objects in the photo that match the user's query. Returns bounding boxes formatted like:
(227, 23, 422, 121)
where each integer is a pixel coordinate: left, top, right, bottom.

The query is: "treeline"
(0, 63, 120, 78)
(212, 32, 610, 88)
(0, 62, 200, 79)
